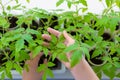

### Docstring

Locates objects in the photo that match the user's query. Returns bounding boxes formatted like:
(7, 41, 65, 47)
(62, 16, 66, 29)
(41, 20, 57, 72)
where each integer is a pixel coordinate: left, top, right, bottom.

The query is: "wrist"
(69, 57, 99, 80)
(70, 57, 85, 74)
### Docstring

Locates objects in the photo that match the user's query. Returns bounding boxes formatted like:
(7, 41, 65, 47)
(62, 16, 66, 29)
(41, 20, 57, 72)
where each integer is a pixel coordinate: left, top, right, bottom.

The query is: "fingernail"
(42, 34, 46, 38)
(47, 27, 52, 31)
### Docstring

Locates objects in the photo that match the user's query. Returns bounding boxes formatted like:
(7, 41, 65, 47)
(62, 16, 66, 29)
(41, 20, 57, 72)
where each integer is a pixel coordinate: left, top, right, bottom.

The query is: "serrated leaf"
(103, 66, 116, 80)
(63, 42, 79, 53)
(0, 67, 5, 72)
(14, 63, 22, 74)
(109, 17, 119, 32)
(42, 73, 47, 80)
(56, 42, 66, 48)
(56, 0, 64, 7)
(5, 70, 12, 79)
(7, 6, 11, 10)
(71, 50, 82, 67)
(6, 61, 13, 71)
(102, 63, 112, 70)
(114, 62, 120, 68)
(1, 72, 5, 80)
(35, 40, 43, 45)
(43, 47, 49, 57)
(14, 28, 25, 33)
(37, 64, 46, 72)
(79, 0, 87, 6)
(51, 34, 57, 44)
(47, 62, 55, 67)
(95, 16, 108, 26)
(67, 1, 72, 8)
(15, 39, 24, 52)
(0, 16, 9, 28)
(23, 34, 36, 46)
(92, 49, 103, 58)
(52, 52, 58, 61)
(26, 0, 30, 3)
(16, 17, 25, 26)
(46, 68, 54, 78)
(81, 43, 91, 48)
(26, 28, 39, 34)
(98, 27, 104, 36)
(12, 34, 22, 40)
(80, 47, 90, 59)
(93, 36, 103, 43)
(82, 8, 88, 13)
(32, 46, 42, 57)
(58, 34, 65, 42)
(19, 50, 30, 61)
(58, 53, 69, 62)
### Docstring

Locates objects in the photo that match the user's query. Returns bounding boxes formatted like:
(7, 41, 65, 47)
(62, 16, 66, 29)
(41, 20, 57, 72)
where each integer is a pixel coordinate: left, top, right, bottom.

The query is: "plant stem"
(0, 0, 6, 14)
(103, 4, 116, 15)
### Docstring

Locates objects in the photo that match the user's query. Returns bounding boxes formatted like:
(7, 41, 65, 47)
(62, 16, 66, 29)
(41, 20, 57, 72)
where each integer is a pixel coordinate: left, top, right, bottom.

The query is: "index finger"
(47, 28, 61, 37)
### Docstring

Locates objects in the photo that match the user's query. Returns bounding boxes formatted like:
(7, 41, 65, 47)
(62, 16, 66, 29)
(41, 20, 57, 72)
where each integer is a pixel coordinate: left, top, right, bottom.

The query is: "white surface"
(0, 0, 119, 14)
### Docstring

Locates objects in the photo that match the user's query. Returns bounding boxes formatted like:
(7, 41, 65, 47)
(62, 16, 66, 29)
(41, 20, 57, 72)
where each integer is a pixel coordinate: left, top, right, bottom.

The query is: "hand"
(42, 27, 75, 69)
(43, 28, 99, 80)
(22, 53, 45, 80)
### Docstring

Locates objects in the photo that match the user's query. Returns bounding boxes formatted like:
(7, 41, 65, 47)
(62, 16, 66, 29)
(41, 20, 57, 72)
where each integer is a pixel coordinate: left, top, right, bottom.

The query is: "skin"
(22, 28, 99, 80)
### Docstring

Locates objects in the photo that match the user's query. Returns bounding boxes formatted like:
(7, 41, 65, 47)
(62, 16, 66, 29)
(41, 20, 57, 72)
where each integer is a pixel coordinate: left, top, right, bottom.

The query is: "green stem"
(0, 0, 6, 14)
(103, 4, 116, 15)
(3, 49, 11, 61)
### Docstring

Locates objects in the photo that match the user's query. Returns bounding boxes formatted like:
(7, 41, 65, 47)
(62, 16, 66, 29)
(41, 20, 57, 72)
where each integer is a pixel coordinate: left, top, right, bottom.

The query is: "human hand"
(42, 27, 75, 69)
(22, 52, 47, 80)
(46, 28, 99, 80)
(22, 33, 50, 80)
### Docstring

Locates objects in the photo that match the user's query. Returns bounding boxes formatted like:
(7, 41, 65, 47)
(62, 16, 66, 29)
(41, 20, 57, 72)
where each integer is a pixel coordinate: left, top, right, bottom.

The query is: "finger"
(61, 61, 71, 69)
(42, 42, 49, 47)
(47, 27, 61, 37)
(32, 53, 43, 65)
(42, 34, 51, 41)
(43, 58, 47, 64)
(63, 31, 75, 46)
(63, 31, 73, 41)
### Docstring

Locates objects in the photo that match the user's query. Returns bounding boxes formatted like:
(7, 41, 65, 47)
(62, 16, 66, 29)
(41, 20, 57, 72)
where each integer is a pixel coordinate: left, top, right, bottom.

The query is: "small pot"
(8, 16, 18, 29)
(87, 49, 107, 66)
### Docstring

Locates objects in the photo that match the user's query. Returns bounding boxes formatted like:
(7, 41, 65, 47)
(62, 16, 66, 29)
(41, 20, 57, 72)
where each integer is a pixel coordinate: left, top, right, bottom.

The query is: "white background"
(21, 0, 105, 14)
(0, 0, 119, 14)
